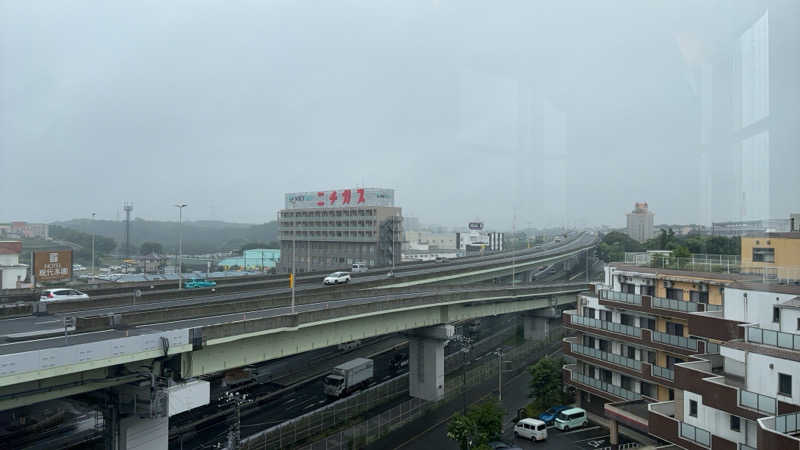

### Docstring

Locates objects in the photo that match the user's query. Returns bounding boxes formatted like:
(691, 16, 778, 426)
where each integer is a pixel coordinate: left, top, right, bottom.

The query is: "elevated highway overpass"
(0, 233, 597, 449)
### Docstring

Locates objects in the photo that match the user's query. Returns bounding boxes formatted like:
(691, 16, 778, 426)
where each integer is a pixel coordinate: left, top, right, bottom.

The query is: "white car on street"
(40, 288, 90, 302)
(323, 272, 351, 285)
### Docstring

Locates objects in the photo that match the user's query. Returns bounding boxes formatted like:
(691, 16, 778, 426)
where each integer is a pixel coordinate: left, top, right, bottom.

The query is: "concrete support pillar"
(105, 379, 209, 450)
(609, 418, 619, 445)
(408, 324, 454, 401)
(119, 416, 169, 450)
(523, 316, 550, 341)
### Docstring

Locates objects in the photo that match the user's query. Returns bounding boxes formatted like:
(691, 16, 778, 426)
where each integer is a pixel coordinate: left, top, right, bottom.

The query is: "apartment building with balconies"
(563, 262, 800, 449)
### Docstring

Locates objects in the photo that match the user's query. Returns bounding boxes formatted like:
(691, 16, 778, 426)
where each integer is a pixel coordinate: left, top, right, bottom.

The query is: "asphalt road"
(0, 234, 594, 340)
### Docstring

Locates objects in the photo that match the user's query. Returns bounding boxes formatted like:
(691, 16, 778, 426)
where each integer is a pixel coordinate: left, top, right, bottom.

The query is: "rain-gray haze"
(2, 0, 798, 228)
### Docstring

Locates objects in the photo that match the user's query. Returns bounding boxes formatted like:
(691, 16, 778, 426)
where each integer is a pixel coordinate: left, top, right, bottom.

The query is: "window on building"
(689, 400, 698, 417)
(796, 318, 800, 331)
(666, 288, 683, 300)
(621, 375, 633, 390)
(620, 313, 635, 326)
(753, 247, 775, 263)
(779, 373, 792, 396)
(641, 285, 655, 296)
(669, 389, 675, 400)
(584, 307, 596, 319)
(627, 346, 636, 359)
(730, 415, 741, 432)
(774, 307, 781, 323)
(690, 290, 709, 303)
(666, 321, 684, 337)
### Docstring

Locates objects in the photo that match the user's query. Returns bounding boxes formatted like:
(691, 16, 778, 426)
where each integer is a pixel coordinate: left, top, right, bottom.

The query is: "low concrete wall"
(75, 285, 586, 332)
(0, 303, 33, 318)
(198, 288, 583, 341)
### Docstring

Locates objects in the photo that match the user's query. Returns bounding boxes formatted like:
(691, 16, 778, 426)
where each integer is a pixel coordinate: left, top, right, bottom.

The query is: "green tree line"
(52, 218, 279, 254)
(596, 229, 740, 262)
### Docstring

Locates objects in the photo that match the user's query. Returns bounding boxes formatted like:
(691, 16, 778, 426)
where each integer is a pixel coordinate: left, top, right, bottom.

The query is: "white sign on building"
(285, 188, 394, 209)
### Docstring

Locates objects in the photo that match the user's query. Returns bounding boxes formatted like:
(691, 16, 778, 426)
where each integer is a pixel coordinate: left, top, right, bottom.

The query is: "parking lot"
(498, 421, 638, 449)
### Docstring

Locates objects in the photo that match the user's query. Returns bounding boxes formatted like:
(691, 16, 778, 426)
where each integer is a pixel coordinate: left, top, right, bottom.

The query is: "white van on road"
(513, 418, 547, 441)
(351, 263, 368, 273)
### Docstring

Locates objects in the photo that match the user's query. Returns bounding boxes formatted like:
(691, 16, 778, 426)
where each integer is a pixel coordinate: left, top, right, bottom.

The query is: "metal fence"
(243, 330, 565, 450)
(622, 253, 800, 283)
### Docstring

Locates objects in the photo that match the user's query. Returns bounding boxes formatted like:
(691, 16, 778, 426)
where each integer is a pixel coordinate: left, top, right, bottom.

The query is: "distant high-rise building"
(626, 202, 655, 242)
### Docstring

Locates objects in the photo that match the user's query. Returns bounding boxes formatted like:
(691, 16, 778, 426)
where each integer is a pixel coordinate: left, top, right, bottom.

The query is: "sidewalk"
(365, 342, 563, 450)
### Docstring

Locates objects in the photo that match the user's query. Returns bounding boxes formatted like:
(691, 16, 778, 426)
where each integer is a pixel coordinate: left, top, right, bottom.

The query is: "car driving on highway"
(40, 288, 90, 302)
(184, 279, 217, 289)
(323, 271, 351, 285)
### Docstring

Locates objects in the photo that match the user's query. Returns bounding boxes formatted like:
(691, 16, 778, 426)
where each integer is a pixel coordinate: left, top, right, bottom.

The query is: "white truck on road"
(323, 358, 374, 398)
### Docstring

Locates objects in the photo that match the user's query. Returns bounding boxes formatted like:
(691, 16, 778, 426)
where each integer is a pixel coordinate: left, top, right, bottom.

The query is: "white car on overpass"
(323, 272, 351, 285)
(40, 288, 90, 302)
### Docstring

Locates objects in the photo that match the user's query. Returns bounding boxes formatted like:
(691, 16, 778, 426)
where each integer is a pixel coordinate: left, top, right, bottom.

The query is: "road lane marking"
(34, 320, 61, 325)
(558, 425, 601, 435)
(572, 433, 609, 442)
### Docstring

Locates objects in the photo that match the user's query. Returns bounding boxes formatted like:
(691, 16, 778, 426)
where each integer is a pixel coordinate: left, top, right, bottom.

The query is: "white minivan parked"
(554, 407, 588, 431)
(514, 418, 547, 441)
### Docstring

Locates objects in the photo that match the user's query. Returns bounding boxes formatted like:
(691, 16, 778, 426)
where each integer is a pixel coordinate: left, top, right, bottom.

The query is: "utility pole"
(497, 348, 503, 401)
(219, 391, 250, 450)
(175, 203, 187, 289)
(452, 334, 472, 414)
(91, 212, 96, 283)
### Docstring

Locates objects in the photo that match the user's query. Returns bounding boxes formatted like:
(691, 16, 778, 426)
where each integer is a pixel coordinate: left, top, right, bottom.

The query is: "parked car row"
(512, 406, 589, 443)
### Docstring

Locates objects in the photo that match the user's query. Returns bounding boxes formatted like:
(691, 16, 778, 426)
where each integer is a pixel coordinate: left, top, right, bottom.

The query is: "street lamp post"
(175, 203, 188, 289)
(91, 212, 96, 283)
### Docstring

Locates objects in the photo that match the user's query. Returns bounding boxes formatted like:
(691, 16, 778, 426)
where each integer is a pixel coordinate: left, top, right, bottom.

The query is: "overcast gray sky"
(2, 0, 796, 229)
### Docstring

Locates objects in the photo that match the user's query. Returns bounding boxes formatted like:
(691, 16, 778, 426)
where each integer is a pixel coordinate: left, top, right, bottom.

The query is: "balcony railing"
(571, 372, 641, 401)
(746, 326, 800, 351)
(652, 296, 700, 312)
(739, 388, 777, 415)
(651, 365, 675, 381)
(651, 331, 699, 351)
(570, 343, 642, 371)
(569, 314, 642, 338)
(773, 412, 800, 434)
(680, 422, 711, 448)
(599, 289, 642, 305)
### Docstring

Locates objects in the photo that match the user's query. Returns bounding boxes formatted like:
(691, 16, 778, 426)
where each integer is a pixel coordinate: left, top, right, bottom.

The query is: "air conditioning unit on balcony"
(663, 280, 673, 288)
